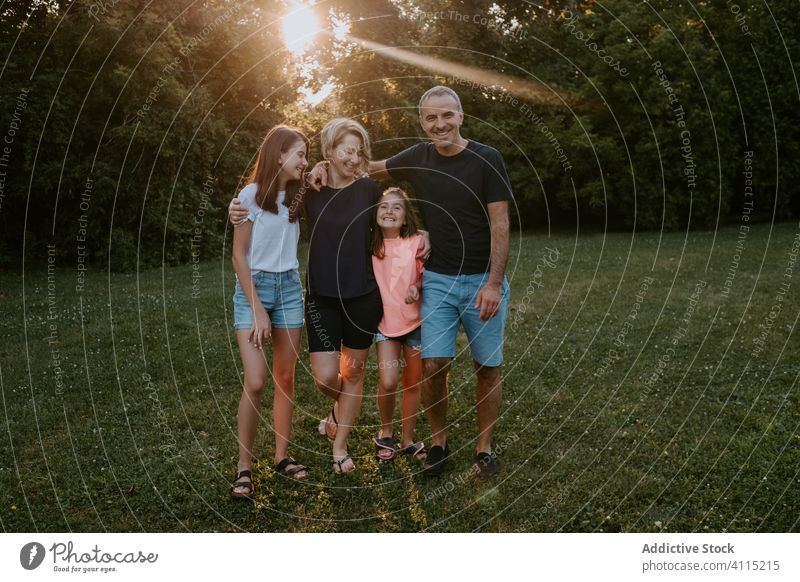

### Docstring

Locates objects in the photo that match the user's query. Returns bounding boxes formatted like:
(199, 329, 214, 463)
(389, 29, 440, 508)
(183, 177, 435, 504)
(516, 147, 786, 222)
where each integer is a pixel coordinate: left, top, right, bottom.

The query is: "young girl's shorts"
(233, 269, 304, 330)
(375, 325, 422, 350)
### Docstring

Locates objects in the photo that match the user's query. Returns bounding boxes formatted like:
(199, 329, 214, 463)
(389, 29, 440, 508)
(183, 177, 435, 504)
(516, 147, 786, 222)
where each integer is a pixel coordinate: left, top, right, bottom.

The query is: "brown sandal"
(230, 469, 253, 499)
(275, 457, 308, 480)
(332, 455, 354, 474)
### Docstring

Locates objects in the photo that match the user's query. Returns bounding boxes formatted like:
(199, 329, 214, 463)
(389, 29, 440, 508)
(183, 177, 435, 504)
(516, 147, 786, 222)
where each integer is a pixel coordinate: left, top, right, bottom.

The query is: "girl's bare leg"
(270, 328, 302, 472)
(376, 340, 402, 439)
(400, 344, 422, 448)
(233, 329, 268, 492)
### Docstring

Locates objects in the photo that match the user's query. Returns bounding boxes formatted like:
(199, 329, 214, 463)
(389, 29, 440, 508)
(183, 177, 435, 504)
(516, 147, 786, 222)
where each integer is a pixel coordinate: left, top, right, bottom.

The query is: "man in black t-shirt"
(368, 86, 512, 477)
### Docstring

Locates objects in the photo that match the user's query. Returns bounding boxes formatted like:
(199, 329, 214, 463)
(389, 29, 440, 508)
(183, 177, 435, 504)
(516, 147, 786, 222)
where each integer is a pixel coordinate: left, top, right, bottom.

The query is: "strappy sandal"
(274, 457, 308, 480)
(374, 436, 397, 462)
(317, 406, 338, 441)
(399, 441, 427, 461)
(332, 454, 354, 474)
(230, 469, 253, 499)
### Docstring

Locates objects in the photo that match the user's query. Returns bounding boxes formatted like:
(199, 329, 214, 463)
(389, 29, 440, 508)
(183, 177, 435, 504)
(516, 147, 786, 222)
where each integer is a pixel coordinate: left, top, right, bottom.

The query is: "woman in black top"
(306, 118, 383, 473)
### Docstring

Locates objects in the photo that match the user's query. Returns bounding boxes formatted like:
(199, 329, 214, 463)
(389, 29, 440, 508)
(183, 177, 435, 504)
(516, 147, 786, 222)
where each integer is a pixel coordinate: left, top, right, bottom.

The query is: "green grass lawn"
(1, 222, 798, 532)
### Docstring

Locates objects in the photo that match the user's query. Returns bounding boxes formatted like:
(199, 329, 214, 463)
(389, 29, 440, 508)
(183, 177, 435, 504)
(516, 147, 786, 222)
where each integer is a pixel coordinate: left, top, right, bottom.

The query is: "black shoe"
(473, 452, 500, 477)
(422, 444, 449, 476)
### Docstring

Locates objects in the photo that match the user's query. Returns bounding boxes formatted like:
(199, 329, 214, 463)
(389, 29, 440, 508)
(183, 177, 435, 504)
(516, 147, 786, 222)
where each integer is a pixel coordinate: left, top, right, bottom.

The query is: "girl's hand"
(229, 199, 249, 227)
(405, 284, 420, 304)
(249, 308, 271, 349)
(306, 161, 329, 191)
(416, 231, 431, 260)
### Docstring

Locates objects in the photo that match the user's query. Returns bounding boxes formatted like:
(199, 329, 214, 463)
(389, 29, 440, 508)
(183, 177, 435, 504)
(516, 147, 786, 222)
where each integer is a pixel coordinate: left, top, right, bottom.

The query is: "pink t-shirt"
(372, 234, 424, 337)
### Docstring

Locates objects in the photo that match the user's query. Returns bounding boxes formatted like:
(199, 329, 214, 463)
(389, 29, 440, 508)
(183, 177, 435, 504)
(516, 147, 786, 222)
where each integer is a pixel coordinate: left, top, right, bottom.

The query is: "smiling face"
(278, 139, 308, 185)
(419, 93, 465, 150)
(376, 192, 407, 236)
(327, 132, 363, 182)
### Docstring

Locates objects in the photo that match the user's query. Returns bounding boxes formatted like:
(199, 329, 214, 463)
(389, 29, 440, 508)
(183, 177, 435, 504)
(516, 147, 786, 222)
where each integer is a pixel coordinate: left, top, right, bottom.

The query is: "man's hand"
(306, 161, 329, 191)
(405, 284, 420, 304)
(417, 230, 431, 260)
(229, 199, 249, 226)
(475, 282, 502, 321)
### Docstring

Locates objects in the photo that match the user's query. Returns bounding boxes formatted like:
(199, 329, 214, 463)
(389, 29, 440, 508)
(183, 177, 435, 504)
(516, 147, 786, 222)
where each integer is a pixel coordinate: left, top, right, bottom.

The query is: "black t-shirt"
(304, 177, 381, 298)
(386, 139, 513, 275)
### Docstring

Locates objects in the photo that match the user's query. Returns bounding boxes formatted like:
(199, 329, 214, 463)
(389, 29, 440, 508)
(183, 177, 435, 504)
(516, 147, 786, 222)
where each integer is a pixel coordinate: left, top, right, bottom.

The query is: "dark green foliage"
(0, 1, 797, 269)
(0, 0, 296, 269)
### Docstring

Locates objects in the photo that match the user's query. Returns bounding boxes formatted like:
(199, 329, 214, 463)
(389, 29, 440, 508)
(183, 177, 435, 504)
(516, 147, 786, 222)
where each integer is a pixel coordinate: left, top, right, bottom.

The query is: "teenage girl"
(229, 125, 309, 498)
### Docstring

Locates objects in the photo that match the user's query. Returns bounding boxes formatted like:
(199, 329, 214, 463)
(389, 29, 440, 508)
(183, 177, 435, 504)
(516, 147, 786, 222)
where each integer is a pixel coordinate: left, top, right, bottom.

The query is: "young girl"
(229, 125, 309, 498)
(371, 187, 427, 462)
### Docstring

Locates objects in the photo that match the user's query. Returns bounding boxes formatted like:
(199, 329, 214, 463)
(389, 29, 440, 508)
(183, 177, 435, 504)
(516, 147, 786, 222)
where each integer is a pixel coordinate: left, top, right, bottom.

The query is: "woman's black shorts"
(305, 288, 383, 352)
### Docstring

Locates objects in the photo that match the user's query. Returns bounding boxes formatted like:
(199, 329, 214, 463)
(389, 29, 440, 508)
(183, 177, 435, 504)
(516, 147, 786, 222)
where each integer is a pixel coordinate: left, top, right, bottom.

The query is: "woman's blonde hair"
(319, 117, 371, 176)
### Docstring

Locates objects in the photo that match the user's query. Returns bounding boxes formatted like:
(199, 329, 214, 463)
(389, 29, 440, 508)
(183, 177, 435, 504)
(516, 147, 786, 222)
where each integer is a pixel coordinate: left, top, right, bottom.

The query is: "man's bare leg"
(474, 360, 502, 454)
(422, 357, 451, 448)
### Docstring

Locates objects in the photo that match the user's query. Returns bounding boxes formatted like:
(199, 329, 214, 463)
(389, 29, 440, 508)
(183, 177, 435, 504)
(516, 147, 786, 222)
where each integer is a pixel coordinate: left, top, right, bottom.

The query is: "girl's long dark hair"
(370, 187, 423, 259)
(247, 125, 308, 223)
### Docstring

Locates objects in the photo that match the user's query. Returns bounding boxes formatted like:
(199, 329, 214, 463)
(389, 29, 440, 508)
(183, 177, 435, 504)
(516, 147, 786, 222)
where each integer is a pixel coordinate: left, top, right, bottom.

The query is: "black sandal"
(230, 469, 253, 498)
(274, 457, 308, 480)
(317, 406, 338, 441)
(374, 436, 397, 462)
(400, 441, 427, 461)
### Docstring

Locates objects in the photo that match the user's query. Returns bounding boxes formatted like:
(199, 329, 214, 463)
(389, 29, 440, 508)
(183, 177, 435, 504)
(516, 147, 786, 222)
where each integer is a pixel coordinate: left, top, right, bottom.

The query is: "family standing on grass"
(227, 86, 512, 499)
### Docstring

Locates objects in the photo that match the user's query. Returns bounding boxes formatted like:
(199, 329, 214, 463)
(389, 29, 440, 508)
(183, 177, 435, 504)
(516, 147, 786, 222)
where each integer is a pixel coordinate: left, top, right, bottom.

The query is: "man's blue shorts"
(233, 269, 304, 330)
(420, 270, 510, 367)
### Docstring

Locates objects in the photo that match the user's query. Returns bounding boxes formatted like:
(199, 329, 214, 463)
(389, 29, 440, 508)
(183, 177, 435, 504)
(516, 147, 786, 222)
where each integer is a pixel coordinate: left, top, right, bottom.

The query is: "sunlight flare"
(282, 2, 321, 56)
(347, 35, 569, 106)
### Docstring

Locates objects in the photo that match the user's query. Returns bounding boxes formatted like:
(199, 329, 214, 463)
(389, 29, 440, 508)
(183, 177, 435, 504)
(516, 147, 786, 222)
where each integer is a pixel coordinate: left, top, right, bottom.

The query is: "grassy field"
(1, 222, 798, 532)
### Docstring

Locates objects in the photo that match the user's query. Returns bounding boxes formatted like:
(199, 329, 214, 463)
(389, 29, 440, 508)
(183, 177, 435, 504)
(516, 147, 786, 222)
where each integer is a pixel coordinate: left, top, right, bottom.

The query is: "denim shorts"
(375, 325, 422, 350)
(233, 269, 304, 330)
(421, 270, 510, 366)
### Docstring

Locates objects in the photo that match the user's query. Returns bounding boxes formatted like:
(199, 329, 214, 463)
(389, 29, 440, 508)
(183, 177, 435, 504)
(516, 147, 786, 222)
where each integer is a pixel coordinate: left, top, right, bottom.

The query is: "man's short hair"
(418, 85, 463, 115)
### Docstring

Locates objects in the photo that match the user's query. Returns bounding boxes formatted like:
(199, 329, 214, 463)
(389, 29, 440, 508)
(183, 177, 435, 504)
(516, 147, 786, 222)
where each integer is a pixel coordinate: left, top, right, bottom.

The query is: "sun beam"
(282, 2, 321, 56)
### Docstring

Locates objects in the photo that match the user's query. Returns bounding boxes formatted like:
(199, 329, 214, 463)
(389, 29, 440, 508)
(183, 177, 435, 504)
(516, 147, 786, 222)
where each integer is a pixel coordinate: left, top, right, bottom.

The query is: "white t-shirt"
(237, 183, 299, 272)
